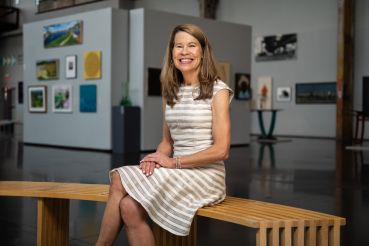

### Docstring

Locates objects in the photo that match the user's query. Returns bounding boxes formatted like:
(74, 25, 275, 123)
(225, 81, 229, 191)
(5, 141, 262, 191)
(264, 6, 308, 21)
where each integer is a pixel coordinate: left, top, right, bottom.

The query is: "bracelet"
(175, 156, 182, 169)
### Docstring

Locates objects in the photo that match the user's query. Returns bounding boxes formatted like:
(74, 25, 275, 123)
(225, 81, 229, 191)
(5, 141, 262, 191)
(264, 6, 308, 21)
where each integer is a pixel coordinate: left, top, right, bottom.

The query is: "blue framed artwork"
(80, 84, 97, 112)
(295, 82, 336, 104)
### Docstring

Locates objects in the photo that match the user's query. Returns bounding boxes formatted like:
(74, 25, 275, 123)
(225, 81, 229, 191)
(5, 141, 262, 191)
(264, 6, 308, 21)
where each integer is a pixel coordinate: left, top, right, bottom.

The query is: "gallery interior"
(0, 0, 368, 245)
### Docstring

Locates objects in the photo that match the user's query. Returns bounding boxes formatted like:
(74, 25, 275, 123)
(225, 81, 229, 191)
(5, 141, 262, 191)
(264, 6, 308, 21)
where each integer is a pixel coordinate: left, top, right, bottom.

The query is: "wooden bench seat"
(0, 181, 346, 246)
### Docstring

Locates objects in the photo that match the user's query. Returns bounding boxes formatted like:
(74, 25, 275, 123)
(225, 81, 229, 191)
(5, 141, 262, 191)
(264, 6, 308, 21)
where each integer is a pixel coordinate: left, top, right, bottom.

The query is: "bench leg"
(318, 222, 328, 246)
(328, 220, 341, 246)
(37, 198, 69, 246)
(256, 222, 267, 246)
(306, 221, 317, 246)
(280, 221, 292, 246)
(152, 216, 197, 246)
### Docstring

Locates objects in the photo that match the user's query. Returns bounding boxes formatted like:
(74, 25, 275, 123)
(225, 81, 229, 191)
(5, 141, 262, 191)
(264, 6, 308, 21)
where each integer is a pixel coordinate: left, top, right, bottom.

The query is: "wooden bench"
(0, 181, 346, 246)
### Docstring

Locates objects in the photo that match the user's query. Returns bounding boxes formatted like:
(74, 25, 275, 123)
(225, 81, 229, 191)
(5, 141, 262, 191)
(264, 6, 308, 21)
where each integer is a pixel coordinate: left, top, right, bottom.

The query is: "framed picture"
(28, 86, 47, 113)
(36, 59, 59, 80)
(65, 55, 77, 79)
(52, 84, 72, 113)
(255, 33, 297, 62)
(43, 20, 83, 48)
(84, 50, 101, 80)
(257, 76, 273, 109)
(80, 84, 97, 112)
(235, 73, 252, 100)
(295, 82, 336, 104)
(276, 86, 292, 102)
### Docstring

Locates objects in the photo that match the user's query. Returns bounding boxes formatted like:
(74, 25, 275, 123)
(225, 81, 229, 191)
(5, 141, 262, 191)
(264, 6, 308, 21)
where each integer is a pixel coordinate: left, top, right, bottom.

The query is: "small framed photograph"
(65, 55, 77, 79)
(276, 86, 292, 102)
(52, 84, 73, 113)
(28, 86, 47, 113)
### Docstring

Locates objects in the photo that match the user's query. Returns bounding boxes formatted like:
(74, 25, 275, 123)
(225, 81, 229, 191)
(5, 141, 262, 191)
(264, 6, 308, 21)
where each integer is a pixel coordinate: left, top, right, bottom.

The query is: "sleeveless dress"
(111, 80, 233, 236)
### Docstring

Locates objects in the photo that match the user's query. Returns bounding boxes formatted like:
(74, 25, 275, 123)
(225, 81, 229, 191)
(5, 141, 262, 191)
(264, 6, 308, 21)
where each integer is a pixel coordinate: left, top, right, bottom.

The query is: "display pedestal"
(112, 106, 140, 153)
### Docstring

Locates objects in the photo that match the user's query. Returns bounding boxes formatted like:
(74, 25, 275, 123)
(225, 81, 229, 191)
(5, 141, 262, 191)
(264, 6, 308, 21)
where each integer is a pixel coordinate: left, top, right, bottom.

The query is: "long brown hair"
(160, 24, 219, 107)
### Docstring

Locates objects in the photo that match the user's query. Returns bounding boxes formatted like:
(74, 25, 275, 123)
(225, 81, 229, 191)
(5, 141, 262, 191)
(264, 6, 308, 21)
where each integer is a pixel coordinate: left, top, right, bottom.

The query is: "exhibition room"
(0, 0, 368, 245)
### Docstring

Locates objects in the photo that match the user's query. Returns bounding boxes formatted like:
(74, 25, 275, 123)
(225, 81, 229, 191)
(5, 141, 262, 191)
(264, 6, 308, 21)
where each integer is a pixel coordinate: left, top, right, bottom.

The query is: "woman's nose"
(181, 46, 189, 54)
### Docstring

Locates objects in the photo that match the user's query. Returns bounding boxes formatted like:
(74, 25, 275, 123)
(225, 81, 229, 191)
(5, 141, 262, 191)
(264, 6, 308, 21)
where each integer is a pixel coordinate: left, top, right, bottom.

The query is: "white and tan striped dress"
(111, 80, 233, 236)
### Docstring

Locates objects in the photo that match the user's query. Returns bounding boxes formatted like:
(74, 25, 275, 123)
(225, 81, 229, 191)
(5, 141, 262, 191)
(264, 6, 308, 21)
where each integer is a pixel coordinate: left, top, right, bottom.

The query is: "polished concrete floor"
(0, 133, 368, 245)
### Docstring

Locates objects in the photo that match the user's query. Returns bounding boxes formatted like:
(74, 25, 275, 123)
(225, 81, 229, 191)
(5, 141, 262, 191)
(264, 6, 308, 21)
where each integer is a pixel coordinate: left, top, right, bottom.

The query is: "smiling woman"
(96, 24, 233, 246)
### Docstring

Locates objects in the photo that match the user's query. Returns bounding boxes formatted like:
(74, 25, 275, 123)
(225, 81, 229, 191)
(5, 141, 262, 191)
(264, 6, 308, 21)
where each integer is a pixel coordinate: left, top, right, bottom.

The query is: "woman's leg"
(96, 172, 126, 246)
(120, 196, 155, 246)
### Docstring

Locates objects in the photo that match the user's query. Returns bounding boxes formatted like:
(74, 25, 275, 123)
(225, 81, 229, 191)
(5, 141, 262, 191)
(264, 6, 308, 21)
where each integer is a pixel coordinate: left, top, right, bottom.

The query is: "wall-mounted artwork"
(28, 86, 47, 113)
(65, 55, 77, 79)
(36, 59, 59, 80)
(148, 68, 162, 96)
(276, 86, 292, 102)
(52, 84, 72, 113)
(255, 33, 297, 61)
(80, 84, 97, 112)
(43, 20, 83, 48)
(235, 73, 251, 100)
(84, 50, 101, 80)
(257, 76, 273, 109)
(295, 82, 336, 104)
(215, 62, 231, 84)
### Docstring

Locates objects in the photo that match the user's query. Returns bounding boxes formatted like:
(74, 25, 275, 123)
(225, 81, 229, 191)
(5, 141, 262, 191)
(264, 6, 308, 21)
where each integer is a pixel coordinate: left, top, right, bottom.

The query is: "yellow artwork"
(84, 50, 101, 80)
(215, 62, 231, 85)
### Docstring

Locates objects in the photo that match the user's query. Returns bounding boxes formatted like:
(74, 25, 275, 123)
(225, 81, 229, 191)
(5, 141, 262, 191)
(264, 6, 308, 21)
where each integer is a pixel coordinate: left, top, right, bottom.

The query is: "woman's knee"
(119, 196, 146, 226)
(109, 172, 124, 196)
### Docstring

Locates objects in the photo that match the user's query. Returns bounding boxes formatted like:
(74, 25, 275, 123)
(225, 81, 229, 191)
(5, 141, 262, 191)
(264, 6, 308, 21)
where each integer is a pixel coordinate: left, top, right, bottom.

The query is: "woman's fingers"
(139, 161, 156, 176)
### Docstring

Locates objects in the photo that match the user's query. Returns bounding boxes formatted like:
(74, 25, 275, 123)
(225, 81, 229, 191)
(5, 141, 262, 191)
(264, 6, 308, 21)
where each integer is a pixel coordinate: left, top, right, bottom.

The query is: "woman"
(96, 23, 233, 246)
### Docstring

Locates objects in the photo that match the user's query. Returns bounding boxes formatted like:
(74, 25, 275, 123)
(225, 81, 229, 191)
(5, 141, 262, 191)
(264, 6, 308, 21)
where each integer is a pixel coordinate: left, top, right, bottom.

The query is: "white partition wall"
(23, 8, 128, 150)
(130, 8, 252, 151)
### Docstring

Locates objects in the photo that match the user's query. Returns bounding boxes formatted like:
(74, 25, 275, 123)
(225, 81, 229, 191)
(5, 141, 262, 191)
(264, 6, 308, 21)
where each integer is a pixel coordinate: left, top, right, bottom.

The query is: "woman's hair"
(160, 24, 219, 106)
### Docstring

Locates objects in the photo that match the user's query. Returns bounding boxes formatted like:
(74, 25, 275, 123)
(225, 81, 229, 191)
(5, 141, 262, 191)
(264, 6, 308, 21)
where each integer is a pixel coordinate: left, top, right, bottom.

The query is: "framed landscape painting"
(43, 20, 83, 48)
(52, 84, 72, 113)
(36, 59, 59, 80)
(295, 82, 336, 104)
(28, 86, 47, 113)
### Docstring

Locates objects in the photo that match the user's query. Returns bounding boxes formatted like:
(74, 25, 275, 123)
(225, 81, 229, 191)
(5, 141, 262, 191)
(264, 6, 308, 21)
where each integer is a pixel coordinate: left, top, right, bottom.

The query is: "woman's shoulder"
(212, 79, 234, 102)
(213, 79, 232, 93)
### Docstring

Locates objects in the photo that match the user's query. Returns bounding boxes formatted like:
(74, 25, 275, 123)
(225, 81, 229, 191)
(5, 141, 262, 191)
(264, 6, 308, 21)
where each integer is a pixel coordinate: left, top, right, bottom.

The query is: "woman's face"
(172, 31, 203, 77)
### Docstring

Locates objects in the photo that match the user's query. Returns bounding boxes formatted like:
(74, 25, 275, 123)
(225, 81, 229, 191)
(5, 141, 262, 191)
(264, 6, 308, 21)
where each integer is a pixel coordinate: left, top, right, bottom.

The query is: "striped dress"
(111, 80, 233, 236)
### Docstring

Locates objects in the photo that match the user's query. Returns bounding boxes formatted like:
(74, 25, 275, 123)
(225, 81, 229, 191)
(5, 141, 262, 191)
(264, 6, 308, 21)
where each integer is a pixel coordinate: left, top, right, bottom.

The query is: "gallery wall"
(2, 0, 369, 141)
(136, 0, 368, 139)
(130, 8, 252, 150)
(23, 8, 128, 150)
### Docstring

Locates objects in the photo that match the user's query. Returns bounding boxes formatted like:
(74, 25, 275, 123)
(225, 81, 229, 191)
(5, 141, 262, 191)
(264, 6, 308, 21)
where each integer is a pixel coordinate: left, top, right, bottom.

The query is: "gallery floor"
(0, 133, 368, 245)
